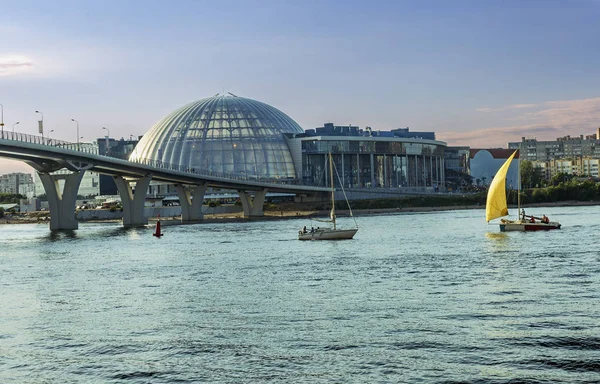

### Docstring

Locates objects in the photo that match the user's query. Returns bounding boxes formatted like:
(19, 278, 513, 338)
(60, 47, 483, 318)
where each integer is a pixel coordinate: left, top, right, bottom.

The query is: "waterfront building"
(0, 172, 34, 195)
(129, 94, 447, 198)
(443, 146, 471, 190)
(469, 149, 519, 189)
(531, 158, 600, 181)
(508, 128, 600, 162)
(285, 123, 447, 191)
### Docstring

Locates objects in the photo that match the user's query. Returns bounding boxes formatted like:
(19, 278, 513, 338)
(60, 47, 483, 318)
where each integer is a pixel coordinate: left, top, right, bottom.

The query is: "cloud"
(476, 103, 538, 113)
(441, 96, 600, 148)
(0, 56, 34, 76)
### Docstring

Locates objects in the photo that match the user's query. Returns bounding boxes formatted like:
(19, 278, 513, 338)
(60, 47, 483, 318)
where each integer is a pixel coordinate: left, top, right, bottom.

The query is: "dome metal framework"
(130, 95, 303, 178)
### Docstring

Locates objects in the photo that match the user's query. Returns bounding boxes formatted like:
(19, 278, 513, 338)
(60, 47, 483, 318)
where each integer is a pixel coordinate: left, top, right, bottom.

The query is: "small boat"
(299, 153, 358, 240)
(486, 150, 561, 232)
(500, 212, 561, 231)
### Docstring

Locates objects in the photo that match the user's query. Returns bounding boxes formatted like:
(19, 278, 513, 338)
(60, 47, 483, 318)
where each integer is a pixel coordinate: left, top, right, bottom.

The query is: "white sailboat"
(486, 150, 561, 231)
(298, 153, 358, 240)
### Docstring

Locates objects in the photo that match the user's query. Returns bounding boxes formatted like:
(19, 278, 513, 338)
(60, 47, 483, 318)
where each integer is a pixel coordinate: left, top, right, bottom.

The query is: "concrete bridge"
(0, 131, 328, 231)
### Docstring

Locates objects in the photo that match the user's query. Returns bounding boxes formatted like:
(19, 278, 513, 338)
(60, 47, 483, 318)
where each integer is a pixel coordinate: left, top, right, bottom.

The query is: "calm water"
(1, 206, 599, 383)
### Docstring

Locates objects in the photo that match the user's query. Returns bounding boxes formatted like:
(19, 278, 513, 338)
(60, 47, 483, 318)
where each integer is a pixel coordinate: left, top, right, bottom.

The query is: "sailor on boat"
(542, 215, 549, 224)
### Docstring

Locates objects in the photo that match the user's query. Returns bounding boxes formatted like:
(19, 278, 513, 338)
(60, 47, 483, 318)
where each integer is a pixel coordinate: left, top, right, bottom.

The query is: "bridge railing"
(1, 130, 300, 186)
(129, 157, 300, 185)
(0, 130, 100, 154)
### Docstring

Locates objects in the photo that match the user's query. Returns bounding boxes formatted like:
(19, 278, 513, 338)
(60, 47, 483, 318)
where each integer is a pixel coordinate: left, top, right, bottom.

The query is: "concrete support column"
(38, 171, 85, 231)
(175, 183, 206, 222)
(324, 153, 329, 188)
(238, 189, 267, 217)
(357, 154, 361, 187)
(429, 156, 434, 187)
(423, 155, 427, 186)
(114, 175, 152, 227)
(441, 157, 445, 188)
(370, 153, 375, 188)
(414, 155, 418, 186)
(341, 153, 345, 188)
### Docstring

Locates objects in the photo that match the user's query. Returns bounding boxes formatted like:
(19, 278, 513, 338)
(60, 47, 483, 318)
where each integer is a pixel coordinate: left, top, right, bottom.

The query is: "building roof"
(470, 148, 519, 160)
(130, 94, 303, 178)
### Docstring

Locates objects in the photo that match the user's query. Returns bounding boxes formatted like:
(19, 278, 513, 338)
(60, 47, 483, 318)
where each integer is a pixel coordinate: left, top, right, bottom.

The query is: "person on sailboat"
(303, 226, 307, 234)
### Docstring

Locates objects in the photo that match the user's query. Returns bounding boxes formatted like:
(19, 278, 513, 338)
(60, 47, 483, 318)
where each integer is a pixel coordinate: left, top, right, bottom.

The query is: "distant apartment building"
(533, 158, 600, 181)
(0, 172, 34, 195)
(508, 128, 600, 162)
(507, 128, 600, 181)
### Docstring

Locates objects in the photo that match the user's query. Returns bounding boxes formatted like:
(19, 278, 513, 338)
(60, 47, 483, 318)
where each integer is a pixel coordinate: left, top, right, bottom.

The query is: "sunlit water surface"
(1, 206, 599, 383)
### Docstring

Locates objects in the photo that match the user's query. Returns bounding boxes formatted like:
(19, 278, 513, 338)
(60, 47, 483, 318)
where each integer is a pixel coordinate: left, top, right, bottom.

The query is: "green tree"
(550, 172, 574, 186)
(520, 160, 543, 188)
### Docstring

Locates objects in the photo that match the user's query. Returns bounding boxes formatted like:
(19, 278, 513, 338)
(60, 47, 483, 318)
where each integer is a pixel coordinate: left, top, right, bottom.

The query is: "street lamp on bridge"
(0, 103, 4, 135)
(12, 121, 19, 133)
(102, 127, 110, 155)
(35, 110, 44, 139)
(71, 118, 79, 149)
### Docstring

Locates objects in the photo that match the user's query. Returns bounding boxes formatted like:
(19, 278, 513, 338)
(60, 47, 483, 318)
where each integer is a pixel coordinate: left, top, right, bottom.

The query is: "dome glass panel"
(130, 95, 303, 178)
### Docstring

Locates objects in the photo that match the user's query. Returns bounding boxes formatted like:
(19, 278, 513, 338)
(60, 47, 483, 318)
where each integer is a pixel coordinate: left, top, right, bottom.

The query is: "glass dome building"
(130, 95, 304, 178)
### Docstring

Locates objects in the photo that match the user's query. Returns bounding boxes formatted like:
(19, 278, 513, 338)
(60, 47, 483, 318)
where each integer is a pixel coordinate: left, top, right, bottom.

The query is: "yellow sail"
(486, 150, 517, 222)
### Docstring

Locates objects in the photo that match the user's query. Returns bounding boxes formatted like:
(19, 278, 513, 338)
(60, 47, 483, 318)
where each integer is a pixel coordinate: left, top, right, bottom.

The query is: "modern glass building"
(130, 96, 447, 195)
(130, 94, 304, 179)
(285, 123, 447, 190)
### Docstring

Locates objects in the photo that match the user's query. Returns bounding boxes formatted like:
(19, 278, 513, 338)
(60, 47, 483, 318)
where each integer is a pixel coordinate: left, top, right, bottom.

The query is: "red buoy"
(153, 216, 163, 237)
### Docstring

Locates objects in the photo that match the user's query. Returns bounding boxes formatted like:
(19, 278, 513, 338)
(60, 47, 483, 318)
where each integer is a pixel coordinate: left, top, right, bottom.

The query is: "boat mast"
(517, 147, 521, 218)
(329, 152, 336, 230)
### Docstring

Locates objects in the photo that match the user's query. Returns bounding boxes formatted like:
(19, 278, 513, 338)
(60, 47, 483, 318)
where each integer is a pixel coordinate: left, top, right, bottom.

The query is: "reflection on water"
(485, 231, 509, 241)
(485, 231, 508, 240)
(45, 230, 78, 242)
(0, 206, 599, 383)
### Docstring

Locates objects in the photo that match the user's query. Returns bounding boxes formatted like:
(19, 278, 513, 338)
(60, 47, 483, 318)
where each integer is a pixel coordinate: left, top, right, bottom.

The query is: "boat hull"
(500, 220, 561, 232)
(298, 228, 358, 240)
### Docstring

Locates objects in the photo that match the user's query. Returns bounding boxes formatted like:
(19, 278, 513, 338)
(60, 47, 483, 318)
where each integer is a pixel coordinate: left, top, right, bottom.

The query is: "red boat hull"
(500, 220, 561, 232)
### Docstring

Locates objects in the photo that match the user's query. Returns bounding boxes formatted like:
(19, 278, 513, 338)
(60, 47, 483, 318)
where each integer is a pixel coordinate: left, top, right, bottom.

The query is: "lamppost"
(0, 104, 4, 135)
(48, 129, 54, 142)
(35, 110, 44, 139)
(102, 126, 110, 155)
(71, 118, 79, 149)
(12, 121, 19, 133)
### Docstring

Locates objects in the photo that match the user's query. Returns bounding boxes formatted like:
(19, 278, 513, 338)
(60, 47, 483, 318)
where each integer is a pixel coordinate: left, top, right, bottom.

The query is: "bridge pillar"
(175, 184, 206, 222)
(238, 189, 267, 217)
(114, 175, 152, 227)
(38, 171, 85, 231)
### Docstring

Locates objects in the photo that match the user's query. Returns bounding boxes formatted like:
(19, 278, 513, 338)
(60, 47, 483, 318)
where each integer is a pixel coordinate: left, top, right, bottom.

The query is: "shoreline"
(1, 200, 597, 226)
